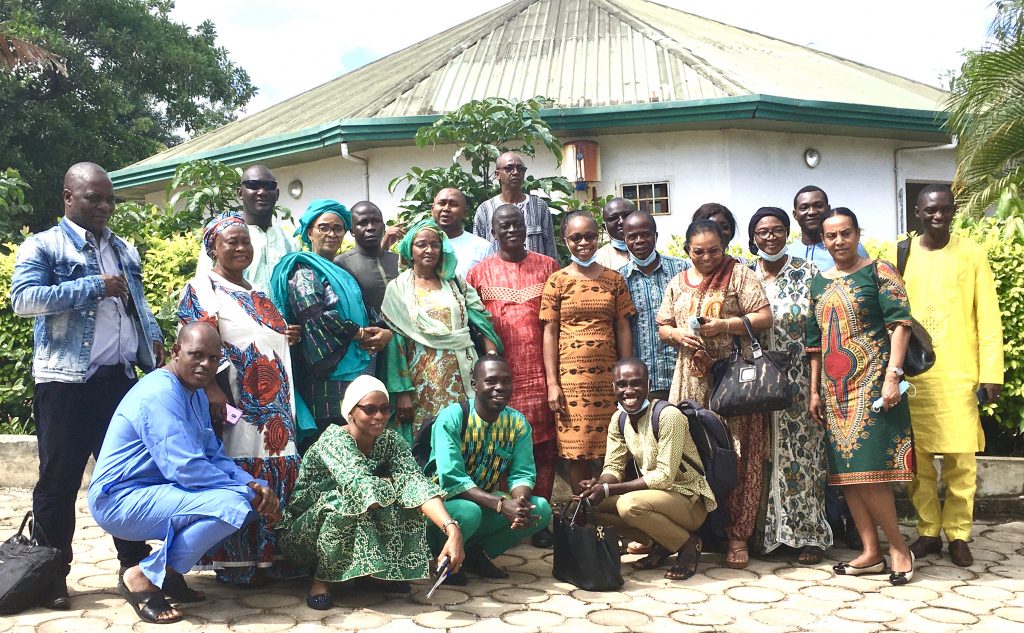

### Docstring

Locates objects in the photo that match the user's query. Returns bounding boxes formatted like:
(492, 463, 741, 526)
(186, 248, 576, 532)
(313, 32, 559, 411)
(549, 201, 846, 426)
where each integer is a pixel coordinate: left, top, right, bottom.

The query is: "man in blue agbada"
(88, 322, 280, 624)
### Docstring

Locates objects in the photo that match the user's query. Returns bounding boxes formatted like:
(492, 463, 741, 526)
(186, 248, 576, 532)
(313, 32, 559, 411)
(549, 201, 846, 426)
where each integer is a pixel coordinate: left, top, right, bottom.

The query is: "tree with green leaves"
(948, 0, 1024, 217)
(0, 0, 255, 228)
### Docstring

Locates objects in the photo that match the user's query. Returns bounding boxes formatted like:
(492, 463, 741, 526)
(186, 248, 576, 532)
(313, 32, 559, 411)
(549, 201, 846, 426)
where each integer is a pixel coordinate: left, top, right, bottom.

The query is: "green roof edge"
(110, 94, 950, 190)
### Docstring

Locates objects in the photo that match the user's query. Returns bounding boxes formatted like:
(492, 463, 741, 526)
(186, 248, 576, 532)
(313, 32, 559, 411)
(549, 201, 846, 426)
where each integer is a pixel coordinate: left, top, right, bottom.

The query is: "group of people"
(10, 157, 1003, 623)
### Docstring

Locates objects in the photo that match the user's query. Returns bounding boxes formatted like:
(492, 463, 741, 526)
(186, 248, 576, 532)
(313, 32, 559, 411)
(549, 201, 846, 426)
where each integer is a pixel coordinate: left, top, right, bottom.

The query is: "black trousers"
(33, 366, 152, 576)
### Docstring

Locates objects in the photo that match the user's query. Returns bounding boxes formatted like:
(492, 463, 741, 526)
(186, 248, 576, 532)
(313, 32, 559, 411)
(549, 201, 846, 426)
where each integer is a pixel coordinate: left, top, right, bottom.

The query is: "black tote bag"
(0, 512, 62, 615)
(710, 315, 793, 417)
(552, 499, 624, 591)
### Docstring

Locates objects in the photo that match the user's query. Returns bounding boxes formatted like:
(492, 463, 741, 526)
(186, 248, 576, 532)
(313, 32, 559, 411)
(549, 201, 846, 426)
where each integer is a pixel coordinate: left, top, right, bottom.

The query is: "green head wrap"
(398, 219, 457, 280)
(295, 199, 351, 249)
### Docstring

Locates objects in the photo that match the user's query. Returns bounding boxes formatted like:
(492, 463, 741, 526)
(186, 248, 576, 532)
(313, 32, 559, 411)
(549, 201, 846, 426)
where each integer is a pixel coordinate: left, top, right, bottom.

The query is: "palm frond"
(0, 25, 67, 76)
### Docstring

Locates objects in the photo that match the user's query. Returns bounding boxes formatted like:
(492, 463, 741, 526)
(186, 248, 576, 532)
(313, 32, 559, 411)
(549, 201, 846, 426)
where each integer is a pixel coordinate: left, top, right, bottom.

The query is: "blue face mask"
(630, 249, 658, 267)
(617, 398, 651, 415)
(571, 254, 597, 267)
(610, 237, 628, 252)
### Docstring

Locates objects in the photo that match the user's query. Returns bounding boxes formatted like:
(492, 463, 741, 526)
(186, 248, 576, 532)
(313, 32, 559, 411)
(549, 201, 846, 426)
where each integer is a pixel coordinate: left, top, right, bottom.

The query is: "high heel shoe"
(889, 551, 915, 586)
(832, 559, 888, 576)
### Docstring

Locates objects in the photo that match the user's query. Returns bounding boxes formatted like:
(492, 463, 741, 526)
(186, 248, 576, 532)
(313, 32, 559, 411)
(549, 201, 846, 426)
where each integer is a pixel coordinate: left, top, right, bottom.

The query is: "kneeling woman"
(279, 375, 464, 609)
(580, 358, 716, 580)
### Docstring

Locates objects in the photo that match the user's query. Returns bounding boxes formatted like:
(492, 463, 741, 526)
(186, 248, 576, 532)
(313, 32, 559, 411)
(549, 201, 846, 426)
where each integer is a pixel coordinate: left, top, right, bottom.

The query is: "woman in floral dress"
(747, 207, 831, 564)
(177, 213, 301, 586)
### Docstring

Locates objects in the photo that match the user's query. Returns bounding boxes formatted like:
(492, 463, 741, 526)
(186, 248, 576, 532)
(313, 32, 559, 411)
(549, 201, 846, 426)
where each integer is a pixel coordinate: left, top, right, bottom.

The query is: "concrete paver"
(2, 487, 1023, 631)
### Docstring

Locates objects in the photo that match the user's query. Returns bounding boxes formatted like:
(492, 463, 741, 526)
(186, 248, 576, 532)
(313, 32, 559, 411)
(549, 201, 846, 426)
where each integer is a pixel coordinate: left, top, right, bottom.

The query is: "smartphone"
(977, 387, 988, 406)
(225, 404, 243, 425)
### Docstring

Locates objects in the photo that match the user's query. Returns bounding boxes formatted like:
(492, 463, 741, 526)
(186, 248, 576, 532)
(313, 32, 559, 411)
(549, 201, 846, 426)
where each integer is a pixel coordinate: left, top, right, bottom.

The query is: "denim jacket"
(10, 218, 162, 383)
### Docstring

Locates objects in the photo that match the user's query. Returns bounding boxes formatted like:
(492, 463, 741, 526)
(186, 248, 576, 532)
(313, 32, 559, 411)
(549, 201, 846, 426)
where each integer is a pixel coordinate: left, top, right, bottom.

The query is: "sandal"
(665, 536, 702, 580)
(724, 544, 749, 570)
(627, 540, 654, 555)
(631, 543, 672, 571)
(118, 573, 183, 624)
(306, 593, 333, 610)
(797, 546, 824, 565)
(162, 570, 206, 603)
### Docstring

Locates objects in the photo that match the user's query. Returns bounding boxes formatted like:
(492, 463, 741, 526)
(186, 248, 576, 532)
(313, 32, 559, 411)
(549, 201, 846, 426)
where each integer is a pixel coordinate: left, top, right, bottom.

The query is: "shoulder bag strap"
(896, 238, 911, 277)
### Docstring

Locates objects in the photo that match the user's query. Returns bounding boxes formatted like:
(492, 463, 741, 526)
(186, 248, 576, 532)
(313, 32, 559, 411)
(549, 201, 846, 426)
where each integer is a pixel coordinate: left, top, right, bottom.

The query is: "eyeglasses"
(754, 227, 788, 239)
(412, 240, 440, 250)
(566, 232, 599, 244)
(241, 179, 278, 191)
(314, 223, 346, 235)
(500, 165, 527, 174)
(689, 247, 723, 258)
(354, 403, 392, 417)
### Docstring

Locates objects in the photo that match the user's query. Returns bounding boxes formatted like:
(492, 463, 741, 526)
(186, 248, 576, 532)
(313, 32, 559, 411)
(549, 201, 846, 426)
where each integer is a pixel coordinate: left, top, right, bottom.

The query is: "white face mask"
(610, 237, 628, 252)
(758, 248, 787, 262)
(570, 254, 597, 267)
(630, 249, 658, 267)
(616, 397, 651, 415)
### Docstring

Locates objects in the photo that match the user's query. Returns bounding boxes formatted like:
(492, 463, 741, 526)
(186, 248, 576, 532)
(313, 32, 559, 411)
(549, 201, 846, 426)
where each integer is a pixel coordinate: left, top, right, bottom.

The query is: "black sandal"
(162, 570, 206, 603)
(118, 574, 183, 624)
(631, 542, 672, 571)
(797, 546, 824, 565)
(665, 536, 702, 581)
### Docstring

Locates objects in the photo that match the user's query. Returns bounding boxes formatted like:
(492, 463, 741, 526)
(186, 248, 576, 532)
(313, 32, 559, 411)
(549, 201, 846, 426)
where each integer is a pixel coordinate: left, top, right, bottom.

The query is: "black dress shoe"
(464, 545, 509, 579)
(446, 571, 469, 586)
(531, 528, 553, 549)
(909, 535, 943, 559)
(41, 579, 70, 610)
(949, 539, 974, 567)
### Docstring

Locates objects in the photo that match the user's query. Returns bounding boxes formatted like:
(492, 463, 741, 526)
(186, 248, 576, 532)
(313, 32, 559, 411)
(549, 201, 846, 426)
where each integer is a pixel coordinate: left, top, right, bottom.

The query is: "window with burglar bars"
(622, 182, 670, 215)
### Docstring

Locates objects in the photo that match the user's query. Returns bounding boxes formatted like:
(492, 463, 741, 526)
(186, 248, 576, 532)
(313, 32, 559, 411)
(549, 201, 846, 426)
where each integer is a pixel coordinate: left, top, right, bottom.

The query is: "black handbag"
(552, 498, 624, 591)
(0, 512, 63, 615)
(710, 315, 793, 417)
(893, 242, 936, 376)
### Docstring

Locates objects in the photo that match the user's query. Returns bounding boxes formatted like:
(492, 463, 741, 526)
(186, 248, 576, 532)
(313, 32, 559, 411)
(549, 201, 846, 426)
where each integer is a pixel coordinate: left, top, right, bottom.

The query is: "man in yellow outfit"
(903, 184, 1004, 567)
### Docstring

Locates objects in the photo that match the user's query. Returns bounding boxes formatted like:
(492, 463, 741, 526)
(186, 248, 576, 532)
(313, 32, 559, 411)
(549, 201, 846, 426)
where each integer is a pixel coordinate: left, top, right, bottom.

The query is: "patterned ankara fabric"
(539, 267, 636, 460)
(752, 256, 832, 552)
(279, 426, 443, 583)
(465, 252, 559, 445)
(177, 270, 301, 583)
(196, 217, 297, 293)
(618, 254, 691, 393)
(655, 262, 770, 542)
(806, 261, 915, 485)
(473, 194, 557, 259)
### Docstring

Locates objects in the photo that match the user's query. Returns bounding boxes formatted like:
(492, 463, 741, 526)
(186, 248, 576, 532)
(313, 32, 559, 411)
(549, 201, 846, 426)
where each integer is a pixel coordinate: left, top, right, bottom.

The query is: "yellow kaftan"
(903, 235, 1003, 453)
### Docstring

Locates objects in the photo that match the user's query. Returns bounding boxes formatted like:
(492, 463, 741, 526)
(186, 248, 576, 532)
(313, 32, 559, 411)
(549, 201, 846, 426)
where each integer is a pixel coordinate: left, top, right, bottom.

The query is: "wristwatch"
(886, 366, 905, 377)
(441, 518, 460, 533)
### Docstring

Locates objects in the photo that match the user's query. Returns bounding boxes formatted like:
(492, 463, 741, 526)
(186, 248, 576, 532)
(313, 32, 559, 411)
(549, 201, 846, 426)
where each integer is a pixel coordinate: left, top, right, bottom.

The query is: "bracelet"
(441, 518, 459, 534)
(495, 497, 503, 513)
(602, 483, 611, 498)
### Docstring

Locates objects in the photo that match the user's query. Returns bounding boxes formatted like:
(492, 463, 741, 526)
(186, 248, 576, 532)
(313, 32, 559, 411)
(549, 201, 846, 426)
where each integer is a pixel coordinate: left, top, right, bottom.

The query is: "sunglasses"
(566, 232, 599, 244)
(354, 403, 392, 417)
(241, 179, 278, 191)
(500, 165, 527, 174)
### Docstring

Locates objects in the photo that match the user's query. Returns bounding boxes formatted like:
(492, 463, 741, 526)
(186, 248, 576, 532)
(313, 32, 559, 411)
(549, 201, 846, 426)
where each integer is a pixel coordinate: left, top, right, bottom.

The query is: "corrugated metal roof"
(131, 0, 947, 167)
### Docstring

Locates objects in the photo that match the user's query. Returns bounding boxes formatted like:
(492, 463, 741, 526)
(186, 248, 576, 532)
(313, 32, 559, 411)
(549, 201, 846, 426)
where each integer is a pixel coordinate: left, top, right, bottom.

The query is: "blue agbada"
(270, 199, 370, 442)
(88, 369, 263, 589)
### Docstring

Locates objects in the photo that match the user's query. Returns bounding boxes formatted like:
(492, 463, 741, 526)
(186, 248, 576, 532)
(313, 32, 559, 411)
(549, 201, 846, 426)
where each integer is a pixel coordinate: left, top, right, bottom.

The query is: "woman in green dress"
(279, 375, 465, 609)
(806, 207, 915, 586)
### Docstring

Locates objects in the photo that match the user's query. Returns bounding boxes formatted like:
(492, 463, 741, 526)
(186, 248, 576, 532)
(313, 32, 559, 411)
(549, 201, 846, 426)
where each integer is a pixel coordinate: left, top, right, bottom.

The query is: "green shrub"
(0, 243, 37, 434)
(141, 230, 201, 344)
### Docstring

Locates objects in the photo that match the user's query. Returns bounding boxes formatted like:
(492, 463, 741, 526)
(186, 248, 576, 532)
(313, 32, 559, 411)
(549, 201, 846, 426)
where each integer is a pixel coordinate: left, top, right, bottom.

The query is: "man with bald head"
(594, 197, 635, 270)
(196, 164, 297, 291)
(89, 322, 280, 623)
(335, 201, 400, 317)
(11, 162, 164, 609)
(433, 187, 491, 279)
(473, 152, 557, 259)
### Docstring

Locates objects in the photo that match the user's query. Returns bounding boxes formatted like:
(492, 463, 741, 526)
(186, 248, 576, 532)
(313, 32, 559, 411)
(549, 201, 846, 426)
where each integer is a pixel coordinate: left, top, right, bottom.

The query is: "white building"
(111, 0, 955, 244)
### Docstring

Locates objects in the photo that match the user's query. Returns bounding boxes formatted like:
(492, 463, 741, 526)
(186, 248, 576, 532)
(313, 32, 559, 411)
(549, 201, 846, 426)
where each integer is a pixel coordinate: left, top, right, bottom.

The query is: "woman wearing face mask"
(748, 207, 832, 565)
(656, 220, 772, 569)
(541, 211, 635, 494)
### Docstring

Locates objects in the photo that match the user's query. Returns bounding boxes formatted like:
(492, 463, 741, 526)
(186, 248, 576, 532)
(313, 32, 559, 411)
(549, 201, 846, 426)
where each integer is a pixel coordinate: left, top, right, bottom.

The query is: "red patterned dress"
(466, 251, 560, 497)
(805, 261, 915, 485)
(178, 270, 301, 584)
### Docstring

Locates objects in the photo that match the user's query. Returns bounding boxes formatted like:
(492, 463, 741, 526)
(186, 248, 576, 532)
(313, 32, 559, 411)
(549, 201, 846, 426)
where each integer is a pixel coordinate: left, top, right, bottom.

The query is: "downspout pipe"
(341, 142, 370, 201)
(894, 141, 957, 234)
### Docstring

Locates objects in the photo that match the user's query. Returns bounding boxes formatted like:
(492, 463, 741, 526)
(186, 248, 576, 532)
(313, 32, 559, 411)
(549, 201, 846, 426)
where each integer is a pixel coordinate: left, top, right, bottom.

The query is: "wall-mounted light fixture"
(804, 148, 821, 168)
(288, 179, 303, 199)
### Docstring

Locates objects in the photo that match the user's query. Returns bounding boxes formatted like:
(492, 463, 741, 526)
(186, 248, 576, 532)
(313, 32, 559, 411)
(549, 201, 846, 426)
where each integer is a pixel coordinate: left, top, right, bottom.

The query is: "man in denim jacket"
(11, 162, 164, 610)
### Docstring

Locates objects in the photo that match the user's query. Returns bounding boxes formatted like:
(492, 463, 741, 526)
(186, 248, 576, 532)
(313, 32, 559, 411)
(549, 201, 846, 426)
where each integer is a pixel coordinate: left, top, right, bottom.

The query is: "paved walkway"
(2, 488, 1023, 632)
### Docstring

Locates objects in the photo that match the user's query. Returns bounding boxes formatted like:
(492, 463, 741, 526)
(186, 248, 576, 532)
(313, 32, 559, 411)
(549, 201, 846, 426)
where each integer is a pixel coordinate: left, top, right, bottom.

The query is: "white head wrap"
(341, 374, 390, 421)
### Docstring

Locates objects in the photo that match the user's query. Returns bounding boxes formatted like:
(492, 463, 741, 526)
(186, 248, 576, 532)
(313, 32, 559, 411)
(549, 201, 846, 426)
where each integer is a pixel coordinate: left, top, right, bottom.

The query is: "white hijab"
(340, 375, 389, 421)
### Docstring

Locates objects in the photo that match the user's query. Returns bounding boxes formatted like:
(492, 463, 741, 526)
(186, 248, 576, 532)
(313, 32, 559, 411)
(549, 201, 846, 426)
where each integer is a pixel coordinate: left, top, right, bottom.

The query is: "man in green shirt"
(426, 356, 552, 584)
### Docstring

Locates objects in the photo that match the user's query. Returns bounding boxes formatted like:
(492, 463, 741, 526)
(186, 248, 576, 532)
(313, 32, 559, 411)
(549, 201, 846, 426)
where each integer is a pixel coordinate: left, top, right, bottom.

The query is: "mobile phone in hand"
(977, 387, 988, 406)
(225, 404, 243, 425)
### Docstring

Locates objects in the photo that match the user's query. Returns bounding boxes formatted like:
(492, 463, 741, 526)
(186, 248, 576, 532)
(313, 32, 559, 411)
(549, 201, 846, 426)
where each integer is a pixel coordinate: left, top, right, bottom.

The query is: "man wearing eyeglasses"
(196, 165, 296, 292)
(786, 185, 867, 271)
(473, 152, 557, 259)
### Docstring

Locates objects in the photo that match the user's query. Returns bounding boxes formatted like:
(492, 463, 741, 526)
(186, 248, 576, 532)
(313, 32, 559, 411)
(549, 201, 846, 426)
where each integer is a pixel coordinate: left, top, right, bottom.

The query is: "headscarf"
(747, 206, 790, 255)
(203, 213, 247, 258)
(295, 199, 352, 249)
(340, 374, 389, 421)
(397, 219, 457, 280)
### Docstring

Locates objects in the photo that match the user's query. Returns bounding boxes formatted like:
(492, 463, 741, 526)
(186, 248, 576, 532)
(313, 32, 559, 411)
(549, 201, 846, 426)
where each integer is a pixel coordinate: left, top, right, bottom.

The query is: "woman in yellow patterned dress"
(541, 212, 635, 493)
(805, 207, 915, 586)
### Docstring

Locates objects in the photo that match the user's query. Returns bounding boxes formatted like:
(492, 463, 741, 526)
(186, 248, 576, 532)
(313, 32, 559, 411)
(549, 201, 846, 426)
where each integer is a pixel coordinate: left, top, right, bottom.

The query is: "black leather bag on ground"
(0, 512, 63, 615)
(894, 242, 937, 376)
(710, 316, 793, 417)
(552, 499, 624, 591)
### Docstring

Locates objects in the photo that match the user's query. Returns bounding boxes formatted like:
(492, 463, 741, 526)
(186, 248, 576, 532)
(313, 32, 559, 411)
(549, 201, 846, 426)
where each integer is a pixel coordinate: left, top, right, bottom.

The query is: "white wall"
(147, 129, 954, 248)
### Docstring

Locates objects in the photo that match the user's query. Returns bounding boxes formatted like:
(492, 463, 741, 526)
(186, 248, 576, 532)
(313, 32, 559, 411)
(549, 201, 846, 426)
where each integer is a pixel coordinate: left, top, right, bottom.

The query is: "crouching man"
(88, 322, 280, 624)
(580, 357, 715, 580)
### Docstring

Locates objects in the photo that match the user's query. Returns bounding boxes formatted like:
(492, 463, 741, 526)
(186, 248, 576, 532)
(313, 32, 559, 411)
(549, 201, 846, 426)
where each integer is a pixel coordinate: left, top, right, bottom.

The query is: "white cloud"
(170, 0, 995, 116)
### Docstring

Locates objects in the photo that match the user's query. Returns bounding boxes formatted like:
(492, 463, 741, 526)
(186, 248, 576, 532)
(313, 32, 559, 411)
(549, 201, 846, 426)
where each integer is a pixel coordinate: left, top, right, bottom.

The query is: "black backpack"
(411, 400, 470, 472)
(616, 399, 738, 540)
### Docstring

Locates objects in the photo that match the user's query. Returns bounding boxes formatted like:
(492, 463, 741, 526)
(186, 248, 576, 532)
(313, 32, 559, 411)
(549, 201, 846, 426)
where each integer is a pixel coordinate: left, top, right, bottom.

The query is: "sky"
(169, 0, 997, 117)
